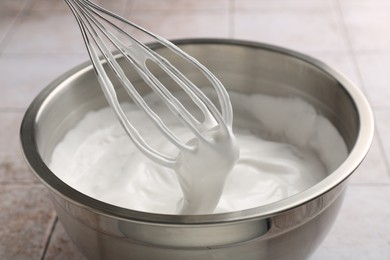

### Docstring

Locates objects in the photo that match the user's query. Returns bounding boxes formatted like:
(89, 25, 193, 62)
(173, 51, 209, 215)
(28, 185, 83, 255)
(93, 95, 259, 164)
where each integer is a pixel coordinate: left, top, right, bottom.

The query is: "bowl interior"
(36, 43, 359, 161)
(22, 39, 373, 223)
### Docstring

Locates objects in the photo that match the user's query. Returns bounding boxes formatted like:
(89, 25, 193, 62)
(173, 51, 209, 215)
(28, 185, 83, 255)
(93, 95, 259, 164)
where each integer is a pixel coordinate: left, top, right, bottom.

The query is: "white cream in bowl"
(49, 90, 348, 214)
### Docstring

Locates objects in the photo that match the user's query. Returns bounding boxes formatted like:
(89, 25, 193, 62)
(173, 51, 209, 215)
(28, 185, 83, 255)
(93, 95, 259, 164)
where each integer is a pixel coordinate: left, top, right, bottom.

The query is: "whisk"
(63, 0, 237, 169)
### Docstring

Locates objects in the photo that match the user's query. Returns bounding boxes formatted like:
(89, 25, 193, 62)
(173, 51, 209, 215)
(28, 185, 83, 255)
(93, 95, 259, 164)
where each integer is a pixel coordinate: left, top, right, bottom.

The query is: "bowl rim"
(20, 38, 374, 225)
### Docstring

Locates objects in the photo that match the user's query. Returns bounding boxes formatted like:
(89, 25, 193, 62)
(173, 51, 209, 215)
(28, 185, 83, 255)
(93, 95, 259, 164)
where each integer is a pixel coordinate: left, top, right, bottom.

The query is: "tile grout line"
(0, 0, 33, 56)
(334, 0, 390, 180)
(0, 182, 42, 186)
(123, 0, 132, 16)
(333, 0, 366, 92)
(40, 215, 59, 260)
(349, 182, 390, 187)
(228, 0, 235, 38)
(371, 106, 390, 111)
(371, 116, 390, 180)
(0, 107, 29, 113)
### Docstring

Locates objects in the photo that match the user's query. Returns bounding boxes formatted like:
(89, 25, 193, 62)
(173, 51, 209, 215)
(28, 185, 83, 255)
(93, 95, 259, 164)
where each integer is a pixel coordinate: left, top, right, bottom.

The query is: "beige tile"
(29, 0, 70, 12)
(234, 0, 335, 10)
(0, 54, 88, 109)
(311, 186, 390, 259)
(0, 0, 28, 42)
(0, 112, 38, 183)
(0, 184, 56, 259)
(29, 0, 129, 14)
(130, 0, 230, 11)
(354, 52, 390, 108)
(340, 3, 390, 52)
(0, 0, 29, 15)
(374, 110, 390, 164)
(44, 219, 86, 260)
(122, 10, 229, 42)
(95, 0, 130, 15)
(3, 12, 85, 54)
(233, 4, 348, 53)
(366, 86, 390, 109)
(0, 13, 17, 44)
(339, 0, 390, 8)
(349, 134, 390, 185)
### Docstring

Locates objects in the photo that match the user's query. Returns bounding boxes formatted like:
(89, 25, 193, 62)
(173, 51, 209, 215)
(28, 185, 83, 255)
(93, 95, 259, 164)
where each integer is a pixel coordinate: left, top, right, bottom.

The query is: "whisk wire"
(70, 0, 200, 155)
(78, 1, 228, 139)
(65, 0, 180, 167)
(78, 0, 233, 131)
(64, 0, 235, 167)
(74, 0, 233, 129)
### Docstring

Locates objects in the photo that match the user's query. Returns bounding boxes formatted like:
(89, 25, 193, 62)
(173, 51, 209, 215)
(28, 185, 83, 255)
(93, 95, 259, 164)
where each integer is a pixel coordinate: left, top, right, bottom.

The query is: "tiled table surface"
(1, 0, 390, 259)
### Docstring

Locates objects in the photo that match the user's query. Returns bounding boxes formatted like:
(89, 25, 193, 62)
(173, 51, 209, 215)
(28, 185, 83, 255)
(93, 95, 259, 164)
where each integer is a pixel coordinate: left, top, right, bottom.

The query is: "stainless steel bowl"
(20, 39, 373, 260)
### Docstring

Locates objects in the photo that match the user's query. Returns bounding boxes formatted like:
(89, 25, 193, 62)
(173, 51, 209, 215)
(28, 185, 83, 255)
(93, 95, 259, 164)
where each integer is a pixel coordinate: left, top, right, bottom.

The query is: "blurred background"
(1, 0, 389, 259)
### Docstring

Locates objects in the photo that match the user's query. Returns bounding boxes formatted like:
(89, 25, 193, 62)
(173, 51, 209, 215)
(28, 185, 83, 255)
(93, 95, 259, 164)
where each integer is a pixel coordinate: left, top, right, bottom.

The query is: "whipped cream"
(49, 91, 348, 214)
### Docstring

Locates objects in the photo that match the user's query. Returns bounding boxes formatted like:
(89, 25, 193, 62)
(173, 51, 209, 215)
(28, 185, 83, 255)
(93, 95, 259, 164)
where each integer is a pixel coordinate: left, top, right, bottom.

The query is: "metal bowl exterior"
(20, 39, 373, 259)
(48, 180, 346, 259)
